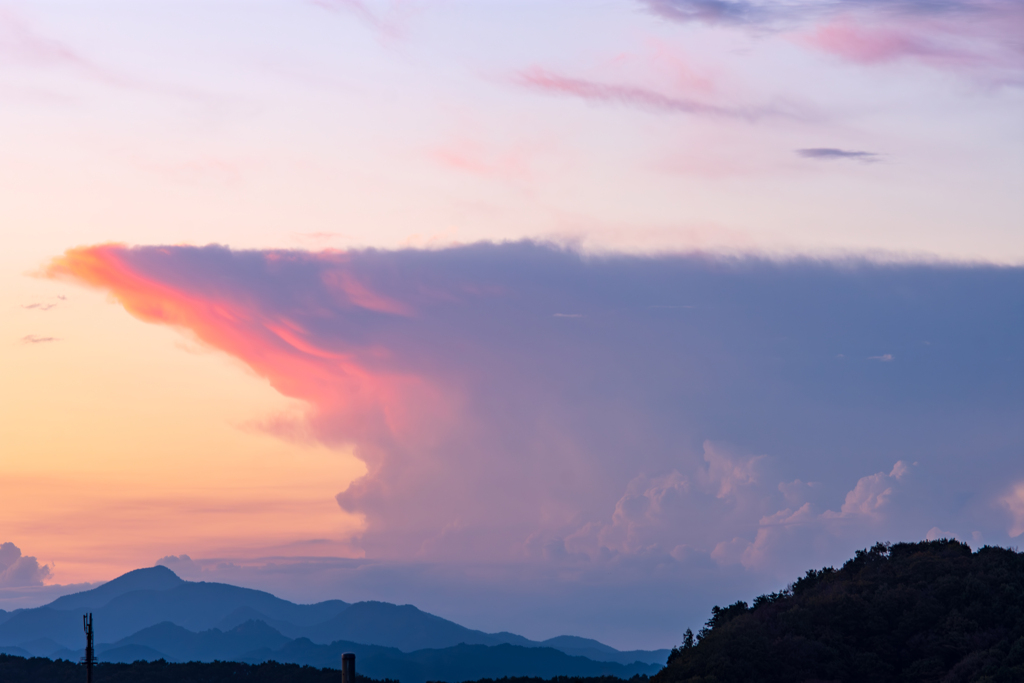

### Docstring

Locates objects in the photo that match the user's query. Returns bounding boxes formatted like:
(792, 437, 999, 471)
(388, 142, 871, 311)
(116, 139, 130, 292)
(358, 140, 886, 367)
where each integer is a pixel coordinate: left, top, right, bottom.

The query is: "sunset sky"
(2, 0, 1022, 649)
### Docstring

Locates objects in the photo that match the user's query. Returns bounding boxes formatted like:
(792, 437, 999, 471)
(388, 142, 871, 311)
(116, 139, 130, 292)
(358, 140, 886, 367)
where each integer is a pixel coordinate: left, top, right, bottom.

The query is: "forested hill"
(656, 540, 1024, 683)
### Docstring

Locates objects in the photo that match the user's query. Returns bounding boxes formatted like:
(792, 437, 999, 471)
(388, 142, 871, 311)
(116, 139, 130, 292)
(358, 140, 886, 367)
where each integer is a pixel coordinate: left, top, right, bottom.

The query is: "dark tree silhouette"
(666, 630, 694, 666)
(656, 540, 1024, 683)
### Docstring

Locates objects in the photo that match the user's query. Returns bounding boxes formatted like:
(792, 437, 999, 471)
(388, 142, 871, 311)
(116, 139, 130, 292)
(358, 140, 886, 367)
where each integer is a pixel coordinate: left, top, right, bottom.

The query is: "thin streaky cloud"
(21, 303, 57, 311)
(798, 148, 879, 161)
(640, 0, 770, 26)
(21, 335, 59, 344)
(0, 9, 235, 107)
(310, 0, 408, 39)
(641, 1, 1015, 28)
(516, 67, 784, 121)
(868, 353, 895, 361)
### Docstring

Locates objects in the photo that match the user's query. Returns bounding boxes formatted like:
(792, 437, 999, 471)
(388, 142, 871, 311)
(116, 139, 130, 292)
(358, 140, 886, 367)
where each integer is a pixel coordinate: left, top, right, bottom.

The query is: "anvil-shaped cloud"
(48, 243, 1024, 572)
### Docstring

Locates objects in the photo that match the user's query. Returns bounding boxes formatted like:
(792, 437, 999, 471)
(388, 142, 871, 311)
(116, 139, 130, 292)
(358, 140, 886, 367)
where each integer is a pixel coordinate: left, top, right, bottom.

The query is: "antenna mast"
(83, 613, 95, 683)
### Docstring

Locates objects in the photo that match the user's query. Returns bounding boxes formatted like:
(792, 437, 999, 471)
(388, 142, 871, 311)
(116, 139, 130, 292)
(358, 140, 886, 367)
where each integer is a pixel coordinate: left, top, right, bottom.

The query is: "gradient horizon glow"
(2, 0, 1022, 650)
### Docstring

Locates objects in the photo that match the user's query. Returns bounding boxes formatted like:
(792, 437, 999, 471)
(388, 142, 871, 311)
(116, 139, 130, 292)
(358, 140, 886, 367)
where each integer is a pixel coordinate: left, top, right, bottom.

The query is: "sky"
(1, 0, 1022, 650)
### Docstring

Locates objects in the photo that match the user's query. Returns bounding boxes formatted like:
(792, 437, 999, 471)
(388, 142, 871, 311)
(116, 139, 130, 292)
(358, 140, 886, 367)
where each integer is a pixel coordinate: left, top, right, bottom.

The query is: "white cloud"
(711, 537, 751, 566)
(778, 478, 817, 505)
(889, 460, 909, 480)
(824, 461, 908, 520)
(564, 469, 692, 557)
(0, 542, 51, 588)
(698, 441, 764, 499)
(746, 504, 818, 568)
(559, 442, 771, 561)
(1000, 482, 1024, 538)
(156, 553, 202, 579)
(925, 526, 958, 541)
(711, 462, 912, 571)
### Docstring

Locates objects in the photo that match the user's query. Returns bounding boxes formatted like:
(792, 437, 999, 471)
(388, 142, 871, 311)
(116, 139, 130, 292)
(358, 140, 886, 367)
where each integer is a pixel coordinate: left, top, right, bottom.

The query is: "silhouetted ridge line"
(0, 654, 400, 682)
(657, 540, 1024, 683)
(48, 566, 184, 611)
(0, 565, 667, 677)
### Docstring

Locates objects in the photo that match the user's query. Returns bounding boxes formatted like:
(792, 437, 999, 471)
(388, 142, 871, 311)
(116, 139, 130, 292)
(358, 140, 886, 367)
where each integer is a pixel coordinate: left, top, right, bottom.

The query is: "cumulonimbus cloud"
(47, 242, 1023, 567)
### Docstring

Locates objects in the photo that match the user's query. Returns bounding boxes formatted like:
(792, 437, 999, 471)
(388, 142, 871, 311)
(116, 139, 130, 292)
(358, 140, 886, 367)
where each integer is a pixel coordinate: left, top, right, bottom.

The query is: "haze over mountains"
(0, 566, 666, 682)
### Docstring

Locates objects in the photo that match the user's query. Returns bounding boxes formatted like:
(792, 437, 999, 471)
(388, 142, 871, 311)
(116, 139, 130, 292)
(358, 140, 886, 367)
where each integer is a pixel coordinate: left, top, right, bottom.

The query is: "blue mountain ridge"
(44, 620, 660, 683)
(0, 566, 669, 680)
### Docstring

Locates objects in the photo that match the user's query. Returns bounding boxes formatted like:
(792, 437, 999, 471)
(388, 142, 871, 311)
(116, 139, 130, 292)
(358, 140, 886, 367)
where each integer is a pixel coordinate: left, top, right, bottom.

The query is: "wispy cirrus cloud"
(21, 334, 59, 344)
(0, 8, 88, 69)
(0, 7, 228, 106)
(515, 66, 786, 121)
(310, 0, 412, 39)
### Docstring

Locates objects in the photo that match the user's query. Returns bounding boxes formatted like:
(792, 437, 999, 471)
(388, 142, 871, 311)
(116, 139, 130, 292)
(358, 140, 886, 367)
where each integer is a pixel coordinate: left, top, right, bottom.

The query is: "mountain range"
(0, 566, 666, 682)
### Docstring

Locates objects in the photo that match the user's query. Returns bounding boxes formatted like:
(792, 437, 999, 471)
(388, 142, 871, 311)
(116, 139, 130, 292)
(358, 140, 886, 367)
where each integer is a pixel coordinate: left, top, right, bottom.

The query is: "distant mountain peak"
(46, 565, 184, 612)
(113, 565, 183, 585)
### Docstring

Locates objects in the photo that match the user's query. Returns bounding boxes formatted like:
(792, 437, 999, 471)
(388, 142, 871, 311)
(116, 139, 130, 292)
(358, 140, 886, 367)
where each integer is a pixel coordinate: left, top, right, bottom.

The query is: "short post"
(341, 653, 356, 683)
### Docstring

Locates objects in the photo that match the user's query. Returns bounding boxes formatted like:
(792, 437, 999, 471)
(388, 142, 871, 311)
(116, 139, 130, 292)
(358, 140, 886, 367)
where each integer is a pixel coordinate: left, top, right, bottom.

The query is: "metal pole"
(83, 613, 94, 683)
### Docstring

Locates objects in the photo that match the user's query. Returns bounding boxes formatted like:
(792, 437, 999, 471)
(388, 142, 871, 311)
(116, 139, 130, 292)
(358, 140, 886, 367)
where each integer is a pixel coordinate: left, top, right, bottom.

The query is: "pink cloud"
(428, 139, 532, 181)
(795, 4, 1024, 82)
(515, 66, 779, 120)
(643, 1, 1024, 83)
(46, 246, 452, 529)
(0, 9, 85, 68)
(802, 18, 975, 66)
(823, 461, 908, 521)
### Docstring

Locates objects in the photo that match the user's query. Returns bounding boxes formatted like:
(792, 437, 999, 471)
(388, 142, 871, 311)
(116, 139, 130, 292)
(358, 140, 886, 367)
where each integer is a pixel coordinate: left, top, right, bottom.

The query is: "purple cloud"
(798, 148, 879, 161)
(0, 543, 51, 588)
(50, 241, 1024, 645)
(642, 1, 1024, 83)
